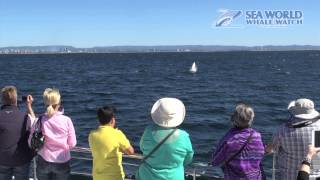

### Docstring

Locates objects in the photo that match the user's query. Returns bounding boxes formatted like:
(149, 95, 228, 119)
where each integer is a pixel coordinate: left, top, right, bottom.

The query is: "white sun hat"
(288, 98, 320, 119)
(151, 98, 186, 128)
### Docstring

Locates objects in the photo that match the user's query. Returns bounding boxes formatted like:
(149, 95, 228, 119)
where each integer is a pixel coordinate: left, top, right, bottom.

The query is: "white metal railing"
(272, 152, 276, 180)
(70, 146, 222, 180)
(31, 147, 320, 180)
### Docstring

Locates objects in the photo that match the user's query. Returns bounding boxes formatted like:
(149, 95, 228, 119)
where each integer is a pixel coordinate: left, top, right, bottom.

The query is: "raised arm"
(26, 95, 35, 118)
(25, 95, 37, 131)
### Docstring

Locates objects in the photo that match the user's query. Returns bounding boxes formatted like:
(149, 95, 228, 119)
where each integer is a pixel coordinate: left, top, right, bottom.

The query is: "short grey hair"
(231, 103, 255, 128)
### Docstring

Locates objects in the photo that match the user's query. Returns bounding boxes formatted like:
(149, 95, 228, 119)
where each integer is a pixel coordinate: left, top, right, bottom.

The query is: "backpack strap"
(222, 130, 254, 166)
(35, 116, 43, 132)
(141, 128, 177, 163)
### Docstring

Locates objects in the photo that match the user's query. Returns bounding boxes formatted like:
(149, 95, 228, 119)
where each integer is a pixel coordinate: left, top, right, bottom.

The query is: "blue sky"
(0, 0, 319, 47)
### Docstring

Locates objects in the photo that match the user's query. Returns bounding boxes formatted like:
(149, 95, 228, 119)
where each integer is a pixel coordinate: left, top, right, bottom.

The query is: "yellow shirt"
(89, 125, 131, 180)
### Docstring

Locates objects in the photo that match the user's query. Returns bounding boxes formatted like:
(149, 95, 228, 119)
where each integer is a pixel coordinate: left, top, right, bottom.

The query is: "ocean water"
(1, 51, 320, 178)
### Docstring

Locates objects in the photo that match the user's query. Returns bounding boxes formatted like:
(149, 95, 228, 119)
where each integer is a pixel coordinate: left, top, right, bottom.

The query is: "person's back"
(27, 88, 77, 180)
(0, 86, 33, 180)
(270, 98, 320, 180)
(38, 112, 76, 162)
(274, 119, 320, 179)
(211, 103, 265, 180)
(89, 106, 134, 180)
(0, 105, 32, 165)
(138, 125, 193, 180)
(212, 128, 265, 179)
(136, 98, 194, 180)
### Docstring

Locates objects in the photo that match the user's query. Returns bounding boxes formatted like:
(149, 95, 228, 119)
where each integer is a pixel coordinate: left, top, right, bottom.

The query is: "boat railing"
(68, 146, 223, 180)
(36, 147, 318, 180)
(33, 147, 313, 180)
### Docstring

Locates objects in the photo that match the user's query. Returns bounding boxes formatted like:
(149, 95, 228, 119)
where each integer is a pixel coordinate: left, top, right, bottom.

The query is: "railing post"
(193, 167, 196, 180)
(272, 153, 276, 180)
(33, 158, 37, 180)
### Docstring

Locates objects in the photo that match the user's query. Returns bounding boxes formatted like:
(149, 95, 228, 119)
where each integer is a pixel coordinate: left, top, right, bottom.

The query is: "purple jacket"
(211, 128, 265, 180)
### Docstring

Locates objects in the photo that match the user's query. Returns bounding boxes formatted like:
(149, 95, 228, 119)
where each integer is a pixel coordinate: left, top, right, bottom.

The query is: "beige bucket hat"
(151, 98, 186, 128)
(288, 98, 320, 119)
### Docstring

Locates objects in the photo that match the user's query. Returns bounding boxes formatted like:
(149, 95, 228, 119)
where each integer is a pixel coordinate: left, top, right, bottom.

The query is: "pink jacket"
(29, 111, 77, 163)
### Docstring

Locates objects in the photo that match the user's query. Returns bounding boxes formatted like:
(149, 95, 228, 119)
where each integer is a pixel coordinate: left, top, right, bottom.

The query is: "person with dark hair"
(0, 86, 34, 180)
(89, 106, 134, 180)
(97, 106, 115, 125)
(211, 103, 265, 180)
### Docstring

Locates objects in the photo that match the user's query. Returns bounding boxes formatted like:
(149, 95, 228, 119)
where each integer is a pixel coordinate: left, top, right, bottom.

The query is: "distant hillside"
(1, 45, 320, 54)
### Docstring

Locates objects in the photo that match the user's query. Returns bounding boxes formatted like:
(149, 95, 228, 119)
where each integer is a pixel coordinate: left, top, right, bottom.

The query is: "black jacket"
(0, 105, 33, 166)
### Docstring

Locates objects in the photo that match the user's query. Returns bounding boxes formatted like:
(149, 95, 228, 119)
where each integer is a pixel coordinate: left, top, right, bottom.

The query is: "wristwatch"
(302, 156, 312, 166)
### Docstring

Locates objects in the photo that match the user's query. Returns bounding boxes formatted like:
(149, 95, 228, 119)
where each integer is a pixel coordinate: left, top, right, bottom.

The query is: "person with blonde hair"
(28, 88, 76, 180)
(0, 86, 34, 180)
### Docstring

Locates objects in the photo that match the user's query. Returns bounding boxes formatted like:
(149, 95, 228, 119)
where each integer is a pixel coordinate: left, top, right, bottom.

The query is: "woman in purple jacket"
(211, 103, 265, 180)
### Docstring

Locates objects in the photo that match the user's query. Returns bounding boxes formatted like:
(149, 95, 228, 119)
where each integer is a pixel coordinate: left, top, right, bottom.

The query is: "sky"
(0, 0, 319, 47)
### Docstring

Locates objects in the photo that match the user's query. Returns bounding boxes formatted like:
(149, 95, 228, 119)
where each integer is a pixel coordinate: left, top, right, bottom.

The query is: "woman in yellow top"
(89, 106, 135, 180)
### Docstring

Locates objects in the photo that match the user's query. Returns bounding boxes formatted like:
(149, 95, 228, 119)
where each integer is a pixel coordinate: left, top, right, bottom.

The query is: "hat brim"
(293, 110, 320, 119)
(151, 98, 186, 128)
(288, 101, 320, 119)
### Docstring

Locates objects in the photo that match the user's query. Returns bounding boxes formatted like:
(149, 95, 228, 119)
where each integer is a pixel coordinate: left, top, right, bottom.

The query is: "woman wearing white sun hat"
(136, 98, 194, 180)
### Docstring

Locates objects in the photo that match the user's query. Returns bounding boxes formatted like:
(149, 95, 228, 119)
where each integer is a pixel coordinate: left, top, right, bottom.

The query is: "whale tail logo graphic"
(216, 9, 242, 27)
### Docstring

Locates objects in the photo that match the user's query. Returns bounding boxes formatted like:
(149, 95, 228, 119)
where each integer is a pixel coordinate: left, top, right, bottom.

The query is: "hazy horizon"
(1, 44, 320, 49)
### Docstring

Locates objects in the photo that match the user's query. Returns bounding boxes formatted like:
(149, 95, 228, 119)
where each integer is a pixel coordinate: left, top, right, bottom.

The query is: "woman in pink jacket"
(28, 88, 77, 180)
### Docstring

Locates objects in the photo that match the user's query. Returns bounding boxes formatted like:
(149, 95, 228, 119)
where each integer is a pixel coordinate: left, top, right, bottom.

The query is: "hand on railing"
(72, 146, 143, 159)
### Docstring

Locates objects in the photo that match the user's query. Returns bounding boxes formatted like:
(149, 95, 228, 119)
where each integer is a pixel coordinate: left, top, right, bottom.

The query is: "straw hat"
(288, 98, 319, 119)
(151, 98, 186, 128)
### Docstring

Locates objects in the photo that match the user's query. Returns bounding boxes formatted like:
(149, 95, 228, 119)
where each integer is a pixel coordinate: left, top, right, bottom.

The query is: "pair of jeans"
(0, 162, 30, 180)
(36, 156, 70, 180)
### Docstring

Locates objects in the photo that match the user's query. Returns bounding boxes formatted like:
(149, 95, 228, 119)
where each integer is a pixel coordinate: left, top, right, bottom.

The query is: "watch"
(302, 156, 312, 166)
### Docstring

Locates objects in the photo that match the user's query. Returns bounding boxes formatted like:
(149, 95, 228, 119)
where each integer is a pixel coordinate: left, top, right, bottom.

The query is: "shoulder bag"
(30, 116, 45, 155)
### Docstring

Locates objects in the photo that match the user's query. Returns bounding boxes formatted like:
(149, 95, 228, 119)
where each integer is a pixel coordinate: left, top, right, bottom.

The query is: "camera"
(21, 96, 28, 102)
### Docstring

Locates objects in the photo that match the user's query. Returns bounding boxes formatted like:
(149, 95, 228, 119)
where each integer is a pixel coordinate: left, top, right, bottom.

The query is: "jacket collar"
(1, 105, 18, 110)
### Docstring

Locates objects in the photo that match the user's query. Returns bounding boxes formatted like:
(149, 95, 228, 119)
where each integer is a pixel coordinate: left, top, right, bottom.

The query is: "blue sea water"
(1, 51, 320, 178)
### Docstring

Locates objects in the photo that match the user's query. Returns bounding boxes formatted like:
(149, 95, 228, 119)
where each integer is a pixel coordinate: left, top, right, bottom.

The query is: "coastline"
(1, 45, 320, 55)
(1, 49, 320, 55)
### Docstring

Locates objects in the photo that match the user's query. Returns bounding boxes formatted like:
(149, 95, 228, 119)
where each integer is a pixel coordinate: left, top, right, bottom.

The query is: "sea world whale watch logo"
(215, 9, 242, 27)
(214, 9, 303, 28)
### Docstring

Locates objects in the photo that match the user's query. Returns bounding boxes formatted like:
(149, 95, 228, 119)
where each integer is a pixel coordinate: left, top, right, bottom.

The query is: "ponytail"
(46, 105, 55, 117)
(43, 88, 61, 117)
